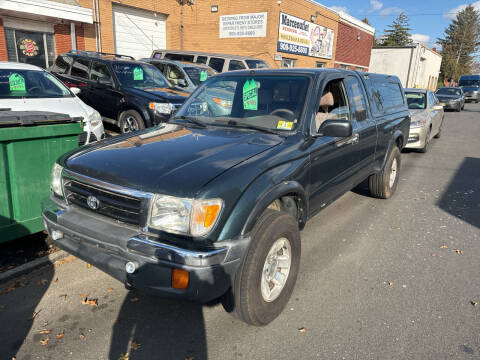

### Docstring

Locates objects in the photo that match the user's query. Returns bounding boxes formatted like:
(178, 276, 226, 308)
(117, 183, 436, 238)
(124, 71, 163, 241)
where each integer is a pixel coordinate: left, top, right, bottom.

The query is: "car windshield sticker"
(9, 73, 26, 92)
(133, 67, 144, 81)
(243, 79, 258, 110)
(199, 71, 208, 82)
(277, 120, 294, 130)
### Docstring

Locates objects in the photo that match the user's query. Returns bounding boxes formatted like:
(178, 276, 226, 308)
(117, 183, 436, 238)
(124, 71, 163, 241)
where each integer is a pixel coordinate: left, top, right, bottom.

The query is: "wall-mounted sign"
(220, 12, 267, 38)
(277, 12, 334, 59)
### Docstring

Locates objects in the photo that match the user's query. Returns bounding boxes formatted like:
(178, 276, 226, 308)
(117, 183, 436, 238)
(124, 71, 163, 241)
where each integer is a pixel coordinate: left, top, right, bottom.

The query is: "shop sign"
(19, 38, 39, 57)
(277, 12, 334, 59)
(219, 12, 267, 38)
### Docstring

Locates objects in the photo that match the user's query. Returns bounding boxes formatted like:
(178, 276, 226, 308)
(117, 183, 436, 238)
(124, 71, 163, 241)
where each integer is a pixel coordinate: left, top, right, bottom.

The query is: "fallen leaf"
(80, 293, 89, 298)
(440, 245, 448, 249)
(130, 297, 139, 303)
(79, 333, 85, 339)
(69, 301, 73, 305)
(54, 255, 76, 267)
(118, 353, 129, 360)
(388, 282, 393, 286)
(56, 331, 64, 340)
(82, 297, 98, 306)
(298, 327, 307, 333)
(131, 341, 141, 350)
(431, 253, 436, 257)
(51, 278, 58, 283)
(59, 294, 68, 299)
(39, 329, 51, 334)
(454, 249, 463, 255)
(2, 280, 27, 294)
(338, 253, 342, 257)
(471, 301, 478, 307)
(87, 263, 91, 268)
(28, 310, 41, 321)
(37, 279, 49, 286)
(40, 338, 49, 346)
(107, 288, 114, 292)
(43, 321, 48, 327)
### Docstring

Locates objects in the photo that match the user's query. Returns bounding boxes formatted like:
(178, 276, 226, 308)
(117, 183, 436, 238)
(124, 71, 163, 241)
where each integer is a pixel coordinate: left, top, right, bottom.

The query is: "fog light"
(125, 261, 136, 274)
(51, 230, 63, 241)
(172, 268, 189, 289)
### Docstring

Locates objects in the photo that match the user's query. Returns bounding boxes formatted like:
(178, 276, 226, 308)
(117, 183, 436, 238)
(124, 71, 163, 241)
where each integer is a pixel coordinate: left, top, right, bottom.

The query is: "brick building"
(0, 0, 92, 68)
(334, 12, 375, 71)
(0, 0, 374, 70)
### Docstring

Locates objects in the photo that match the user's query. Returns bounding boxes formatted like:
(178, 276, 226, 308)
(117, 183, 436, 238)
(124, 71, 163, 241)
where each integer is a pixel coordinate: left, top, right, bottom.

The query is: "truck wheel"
(119, 110, 145, 133)
(231, 209, 300, 326)
(368, 146, 401, 199)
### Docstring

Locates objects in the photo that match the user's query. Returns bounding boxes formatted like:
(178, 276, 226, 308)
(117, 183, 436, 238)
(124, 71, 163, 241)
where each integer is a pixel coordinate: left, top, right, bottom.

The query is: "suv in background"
(51, 51, 189, 133)
(459, 74, 480, 103)
(151, 49, 270, 73)
(140, 58, 216, 93)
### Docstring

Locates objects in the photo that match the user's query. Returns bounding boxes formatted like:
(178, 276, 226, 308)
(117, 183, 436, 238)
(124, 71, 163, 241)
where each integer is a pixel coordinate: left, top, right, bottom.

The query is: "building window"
(281, 58, 296, 68)
(316, 61, 326, 68)
(4, 28, 56, 69)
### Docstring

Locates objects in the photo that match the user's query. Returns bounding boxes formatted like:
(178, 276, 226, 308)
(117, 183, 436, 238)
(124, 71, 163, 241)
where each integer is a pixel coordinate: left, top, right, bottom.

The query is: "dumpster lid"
(0, 110, 83, 128)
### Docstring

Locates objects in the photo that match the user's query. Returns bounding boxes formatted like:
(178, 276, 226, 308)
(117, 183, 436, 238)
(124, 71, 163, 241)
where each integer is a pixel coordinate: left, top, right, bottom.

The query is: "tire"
(368, 146, 401, 199)
(230, 209, 301, 326)
(462, 103, 465, 110)
(475, 99, 479, 104)
(456, 103, 461, 112)
(419, 127, 432, 153)
(119, 110, 145, 134)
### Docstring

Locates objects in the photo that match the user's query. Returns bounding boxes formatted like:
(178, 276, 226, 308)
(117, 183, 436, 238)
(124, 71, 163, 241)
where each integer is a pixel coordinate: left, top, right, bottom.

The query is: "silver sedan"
(405, 89, 444, 153)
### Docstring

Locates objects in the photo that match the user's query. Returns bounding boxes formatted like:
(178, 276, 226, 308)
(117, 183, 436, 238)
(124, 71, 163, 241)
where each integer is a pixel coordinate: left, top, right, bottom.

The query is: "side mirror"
(318, 119, 352, 138)
(177, 78, 187, 87)
(70, 87, 81, 95)
(97, 77, 113, 87)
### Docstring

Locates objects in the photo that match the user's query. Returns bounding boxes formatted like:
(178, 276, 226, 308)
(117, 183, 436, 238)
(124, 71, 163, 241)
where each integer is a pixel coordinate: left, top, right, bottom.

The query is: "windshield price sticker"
(200, 71, 208, 82)
(9, 73, 26, 92)
(133, 67, 144, 81)
(243, 79, 258, 110)
(277, 120, 294, 130)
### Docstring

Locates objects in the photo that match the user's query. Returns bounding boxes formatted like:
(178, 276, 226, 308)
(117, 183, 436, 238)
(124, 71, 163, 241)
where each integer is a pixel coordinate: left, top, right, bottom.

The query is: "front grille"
(63, 178, 144, 226)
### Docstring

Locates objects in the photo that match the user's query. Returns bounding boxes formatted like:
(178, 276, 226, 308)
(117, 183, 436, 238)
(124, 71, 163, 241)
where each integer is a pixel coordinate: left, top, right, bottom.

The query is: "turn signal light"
(172, 268, 189, 289)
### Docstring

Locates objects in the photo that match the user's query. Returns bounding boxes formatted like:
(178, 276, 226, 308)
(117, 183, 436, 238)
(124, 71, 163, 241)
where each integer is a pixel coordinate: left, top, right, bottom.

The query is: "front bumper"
(442, 101, 460, 110)
(42, 197, 247, 302)
(405, 126, 428, 149)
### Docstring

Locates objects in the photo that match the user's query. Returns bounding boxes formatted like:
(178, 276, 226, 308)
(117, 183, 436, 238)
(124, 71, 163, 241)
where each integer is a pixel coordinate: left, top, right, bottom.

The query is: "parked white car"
(0, 62, 104, 145)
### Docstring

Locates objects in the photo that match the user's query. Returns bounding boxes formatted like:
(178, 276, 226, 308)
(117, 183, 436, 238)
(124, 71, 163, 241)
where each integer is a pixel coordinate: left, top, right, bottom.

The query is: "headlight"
(150, 195, 223, 237)
(88, 110, 102, 127)
(149, 102, 174, 114)
(410, 117, 426, 128)
(51, 163, 64, 197)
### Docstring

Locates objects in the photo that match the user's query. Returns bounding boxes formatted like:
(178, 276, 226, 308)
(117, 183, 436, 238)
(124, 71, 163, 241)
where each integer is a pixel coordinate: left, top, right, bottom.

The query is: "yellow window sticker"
(277, 121, 293, 130)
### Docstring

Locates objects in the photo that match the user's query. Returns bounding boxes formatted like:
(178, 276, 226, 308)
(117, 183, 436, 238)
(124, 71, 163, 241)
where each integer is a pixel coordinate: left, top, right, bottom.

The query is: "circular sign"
(19, 38, 39, 57)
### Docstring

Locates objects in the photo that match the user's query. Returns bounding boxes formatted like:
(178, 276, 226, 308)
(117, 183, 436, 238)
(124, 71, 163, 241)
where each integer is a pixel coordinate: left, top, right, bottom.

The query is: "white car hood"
(0, 97, 93, 122)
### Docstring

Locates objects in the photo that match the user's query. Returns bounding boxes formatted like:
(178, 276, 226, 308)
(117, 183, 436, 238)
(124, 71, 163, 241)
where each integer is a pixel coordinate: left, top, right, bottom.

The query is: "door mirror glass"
(70, 87, 81, 95)
(318, 119, 352, 138)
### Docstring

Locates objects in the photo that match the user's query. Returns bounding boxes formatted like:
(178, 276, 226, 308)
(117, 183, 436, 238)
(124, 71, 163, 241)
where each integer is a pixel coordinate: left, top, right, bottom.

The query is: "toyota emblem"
(87, 195, 100, 210)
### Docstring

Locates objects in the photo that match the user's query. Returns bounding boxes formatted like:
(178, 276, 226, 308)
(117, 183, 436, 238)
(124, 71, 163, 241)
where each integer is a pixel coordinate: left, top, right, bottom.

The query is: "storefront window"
(315, 62, 326, 68)
(5, 28, 56, 69)
(281, 58, 296, 68)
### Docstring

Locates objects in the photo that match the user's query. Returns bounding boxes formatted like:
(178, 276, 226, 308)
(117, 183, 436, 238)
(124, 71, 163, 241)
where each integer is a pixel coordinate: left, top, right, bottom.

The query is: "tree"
(438, 5, 480, 82)
(380, 12, 413, 46)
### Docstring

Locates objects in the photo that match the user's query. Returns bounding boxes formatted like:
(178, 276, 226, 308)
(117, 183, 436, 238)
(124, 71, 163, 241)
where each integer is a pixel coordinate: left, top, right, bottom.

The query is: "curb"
(0, 250, 69, 284)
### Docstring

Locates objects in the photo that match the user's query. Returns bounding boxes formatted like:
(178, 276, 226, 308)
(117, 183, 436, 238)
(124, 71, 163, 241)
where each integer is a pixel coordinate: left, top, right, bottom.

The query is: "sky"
(318, 0, 480, 48)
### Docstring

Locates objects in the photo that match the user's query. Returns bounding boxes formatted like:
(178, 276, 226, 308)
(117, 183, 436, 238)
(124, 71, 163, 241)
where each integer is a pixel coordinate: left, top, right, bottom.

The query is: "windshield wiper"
(174, 115, 207, 128)
(215, 120, 281, 135)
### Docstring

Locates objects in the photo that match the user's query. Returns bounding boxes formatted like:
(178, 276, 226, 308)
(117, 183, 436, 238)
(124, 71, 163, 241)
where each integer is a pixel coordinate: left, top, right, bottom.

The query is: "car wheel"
(475, 99, 479, 104)
(462, 103, 465, 110)
(229, 209, 300, 326)
(119, 110, 145, 133)
(456, 103, 461, 112)
(368, 146, 401, 199)
(419, 127, 432, 153)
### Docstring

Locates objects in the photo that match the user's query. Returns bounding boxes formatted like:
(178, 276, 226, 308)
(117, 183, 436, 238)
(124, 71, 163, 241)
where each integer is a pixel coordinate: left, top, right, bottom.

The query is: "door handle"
(345, 133, 359, 145)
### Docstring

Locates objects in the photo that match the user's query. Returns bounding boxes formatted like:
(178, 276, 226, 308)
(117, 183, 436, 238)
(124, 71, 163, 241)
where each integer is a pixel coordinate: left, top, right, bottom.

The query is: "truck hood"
(64, 123, 283, 197)
(123, 87, 188, 103)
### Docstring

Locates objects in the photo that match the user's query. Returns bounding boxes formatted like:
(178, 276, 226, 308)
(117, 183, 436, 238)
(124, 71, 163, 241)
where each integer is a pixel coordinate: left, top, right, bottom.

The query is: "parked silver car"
(405, 88, 444, 153)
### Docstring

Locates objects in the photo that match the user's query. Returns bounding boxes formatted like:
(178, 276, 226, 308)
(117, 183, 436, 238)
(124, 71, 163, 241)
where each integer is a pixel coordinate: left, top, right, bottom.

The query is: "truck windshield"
(183, 67, 215, 86)
(0, 70, 72, 99)
(174, 75, 310, 132)
(436, 88, 461, 96)
(459, 79, 480, 87)
(112, 63, 170, 89)
(405, 92, 426, 109)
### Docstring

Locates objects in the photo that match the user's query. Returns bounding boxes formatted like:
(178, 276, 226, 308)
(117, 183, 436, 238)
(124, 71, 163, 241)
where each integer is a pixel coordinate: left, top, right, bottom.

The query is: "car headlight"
(149, 102, 174, 114)
(88, 110, 102, 127)
(51, 163, 64, 197)
(150, 194, 223, 237)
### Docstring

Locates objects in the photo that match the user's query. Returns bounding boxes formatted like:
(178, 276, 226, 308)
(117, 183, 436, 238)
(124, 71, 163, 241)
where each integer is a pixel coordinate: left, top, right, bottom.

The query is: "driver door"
(89, 61, 119, 120)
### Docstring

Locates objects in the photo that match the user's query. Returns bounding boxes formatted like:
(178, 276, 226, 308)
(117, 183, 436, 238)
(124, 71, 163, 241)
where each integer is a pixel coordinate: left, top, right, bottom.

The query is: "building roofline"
(0, 0, 92, 23)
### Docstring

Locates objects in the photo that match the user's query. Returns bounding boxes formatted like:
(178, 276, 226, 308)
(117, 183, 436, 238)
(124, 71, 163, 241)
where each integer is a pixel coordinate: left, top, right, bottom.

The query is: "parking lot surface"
(1, 105, 479, 360)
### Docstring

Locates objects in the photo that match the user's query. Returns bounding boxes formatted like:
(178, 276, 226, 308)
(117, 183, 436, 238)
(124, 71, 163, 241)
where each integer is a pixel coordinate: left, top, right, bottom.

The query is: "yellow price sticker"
(277, 121, 294, 130)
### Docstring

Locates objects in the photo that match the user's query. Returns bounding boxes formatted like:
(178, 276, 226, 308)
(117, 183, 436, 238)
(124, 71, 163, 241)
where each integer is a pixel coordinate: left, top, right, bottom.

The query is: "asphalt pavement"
(1, 104, 479, 360)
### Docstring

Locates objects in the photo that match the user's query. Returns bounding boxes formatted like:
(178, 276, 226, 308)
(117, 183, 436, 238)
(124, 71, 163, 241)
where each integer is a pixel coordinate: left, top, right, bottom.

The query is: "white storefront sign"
(277, 12, 334, 59)
(219, 12, 267, 38)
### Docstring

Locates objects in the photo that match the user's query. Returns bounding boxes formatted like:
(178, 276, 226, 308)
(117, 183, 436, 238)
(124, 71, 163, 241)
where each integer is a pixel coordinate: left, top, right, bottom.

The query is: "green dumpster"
(0, 111, 83, 243)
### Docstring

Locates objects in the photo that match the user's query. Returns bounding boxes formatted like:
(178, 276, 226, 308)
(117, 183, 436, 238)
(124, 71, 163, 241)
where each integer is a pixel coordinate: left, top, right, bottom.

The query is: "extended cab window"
(344, 76, 368, 122)
(372, 80, 404, 111)
(315, 79, 349, 131)
(71, 59, 90, 79)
